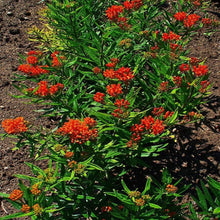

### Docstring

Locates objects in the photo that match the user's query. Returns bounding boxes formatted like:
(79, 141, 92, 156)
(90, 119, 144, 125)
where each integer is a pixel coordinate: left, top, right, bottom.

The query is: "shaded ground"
(0, 0, 219, 218)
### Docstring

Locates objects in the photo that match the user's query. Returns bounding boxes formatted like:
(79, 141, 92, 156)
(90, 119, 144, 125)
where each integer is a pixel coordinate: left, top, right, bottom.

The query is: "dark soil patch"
(0, 0, 219, 219)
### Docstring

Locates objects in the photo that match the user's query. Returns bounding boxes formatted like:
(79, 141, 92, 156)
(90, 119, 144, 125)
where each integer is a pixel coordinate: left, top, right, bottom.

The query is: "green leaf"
(142, 177, 151, 195)
(149, 203, 162, 209)
(196, 186, 208, 211)
(121, 180, 130, 194)
(86, 163, 104, 171)
(213, 207, 220, 214)
(0, 192, 10, 198)
(0, 211, 34, 220)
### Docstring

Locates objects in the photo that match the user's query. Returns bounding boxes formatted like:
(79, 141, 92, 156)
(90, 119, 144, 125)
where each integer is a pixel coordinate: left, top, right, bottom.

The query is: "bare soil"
(0, 0, 219, 219)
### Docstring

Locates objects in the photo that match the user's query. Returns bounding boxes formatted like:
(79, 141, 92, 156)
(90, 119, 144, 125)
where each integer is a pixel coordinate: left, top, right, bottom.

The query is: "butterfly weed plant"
(0, 0, 219, 219)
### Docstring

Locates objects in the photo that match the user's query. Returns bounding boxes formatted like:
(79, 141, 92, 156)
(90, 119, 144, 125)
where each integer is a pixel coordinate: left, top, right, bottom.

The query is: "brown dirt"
(0, 0, 219, 219)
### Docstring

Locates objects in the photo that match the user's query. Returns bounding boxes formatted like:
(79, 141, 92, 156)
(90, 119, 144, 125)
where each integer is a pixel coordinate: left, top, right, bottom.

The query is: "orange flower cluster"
(173, 11, 187, 21)
(164, 111, 174, 120)
(2, 117, 28, 134)
(93, 66, 102, 74)
(150, 108, 174, 120)
(18, 50, 49, 76)
(184, 14, 200, 28)
(170, 43, 181, 51)
(51, 51, 65, 67)
(57, 118, 98, 144)
(199, 80, 210, 93)
(152, 107, 165, 117)
(101, 206, 112, 212)
(135, 198, 145, 206)
(151, 44, 159, 51)
(32, 203, 43, 216)
(9, 189, 23, 201)
(84, 117, 97, 128)
(107, 84, 123, 97)
(31, 184, 41, 196)
(159, 81, 169, 92)
(106, 1, 143, 29)
(68, 160, 77, 169)
(65, 151, 74, 158)
(123, 0, 143, 10)
(27, 56, 38, 65)
(129, 116, 165, 145)
(18, 64, 49, 76)
(112, 99, 130, 118)
(21, 204, 31, 213)
(193, 65, 208, 77)
(190, 57, 200, 65)
(103, 67, 134, 82)
(174, 11, 200, 28)
(179, 63, 190, 72)
(162, 31, 181, 41)
(106, 5, 124, 21)
(165, 184, 178, 193)
(93, 92, 105, 103)
(173, 76, 182, 87)
(34, 81, 64, 97)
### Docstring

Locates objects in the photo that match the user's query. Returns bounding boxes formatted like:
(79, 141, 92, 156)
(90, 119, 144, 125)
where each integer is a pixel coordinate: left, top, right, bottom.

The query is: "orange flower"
(93, 67, 101, 74)
(68, 160, 77, 169)
(31, 184, 41, 196)
(162, 31, 181, 41)
(115, 67, 134, 82)
(179, 63, 190, 72)
(190, 57, 200, 65)
(101, 206, 112, 212)
(193, 65, 208, 77)
(106, 5, 124, 21)
(84, 117, 97, 128)
(107, 84, 123, 97)
(173, 76, 182, 86)
(199, 80, 210, 93)
(27, 56, 38, 65)
(2, 117, 28, 134)
(184, 14, 200, 28)
(114, 99, 130, 109)
(135, 198, 145, 206)
(103, 69, 116, 79)
(49, 83, 64, 95)
(65, 151, 74, 158)
(164, 111, 174, 120)
(110, 58, 120, 64)
(21, 204, 31, 213)
(32, 204, 43, 216)
(18, 64, 31, 74)
(9, 189, 23, 201)
(173, 12, 187, 21)
(152, 107, 165, 117)
(152, 119, 165, 135)
(165, 184, 178, 193)
(159, 81, 169, 92)
(57, 118, 98, 144)
(93, 92, 105, 103)
(34, 81, 50, 96)
(106, 62, 116, 68)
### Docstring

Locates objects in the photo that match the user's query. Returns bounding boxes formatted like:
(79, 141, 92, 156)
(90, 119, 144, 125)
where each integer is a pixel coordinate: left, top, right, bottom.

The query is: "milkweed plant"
(0, 0, 219, 219)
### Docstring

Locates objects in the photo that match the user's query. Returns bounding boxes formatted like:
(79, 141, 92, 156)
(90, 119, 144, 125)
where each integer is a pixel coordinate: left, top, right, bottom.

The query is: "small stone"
(9, 28, 20, 35)
(7, 11, 13, 16)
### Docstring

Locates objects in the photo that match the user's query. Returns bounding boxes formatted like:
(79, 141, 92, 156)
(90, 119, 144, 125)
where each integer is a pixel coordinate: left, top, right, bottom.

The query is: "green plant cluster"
(0, 0, 219, 219)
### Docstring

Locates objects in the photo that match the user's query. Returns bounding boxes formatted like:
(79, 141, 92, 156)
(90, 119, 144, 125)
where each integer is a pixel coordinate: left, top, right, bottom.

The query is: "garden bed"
(0, 0, 219, 219)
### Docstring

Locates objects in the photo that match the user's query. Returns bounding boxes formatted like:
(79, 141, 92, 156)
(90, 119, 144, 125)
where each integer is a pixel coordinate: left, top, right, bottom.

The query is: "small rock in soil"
(9, 28, 20, 35)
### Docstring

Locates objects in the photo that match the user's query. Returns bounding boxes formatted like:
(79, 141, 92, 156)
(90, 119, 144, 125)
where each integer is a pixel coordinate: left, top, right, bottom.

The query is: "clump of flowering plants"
(0, 0, 218, 219)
